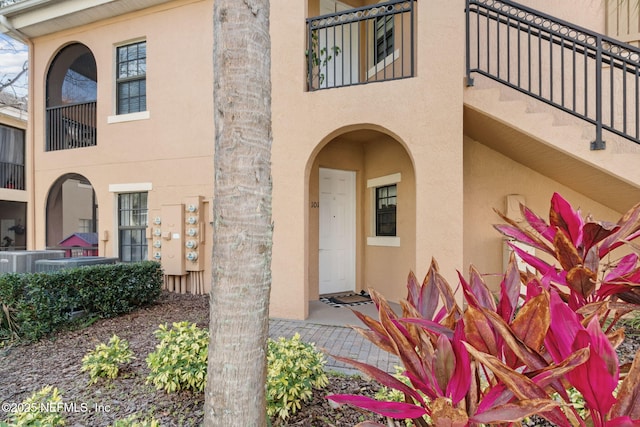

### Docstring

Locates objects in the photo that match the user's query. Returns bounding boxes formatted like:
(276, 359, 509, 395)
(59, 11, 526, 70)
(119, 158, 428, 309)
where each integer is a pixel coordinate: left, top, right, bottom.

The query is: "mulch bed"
(1, 291, 638, 426)
(0, 292, 386, 426)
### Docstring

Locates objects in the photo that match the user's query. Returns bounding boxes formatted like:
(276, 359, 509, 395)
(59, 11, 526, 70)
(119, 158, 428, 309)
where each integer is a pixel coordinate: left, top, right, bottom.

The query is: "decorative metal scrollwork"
(309, 0, 412, 30)
(470, 0, 640, 64)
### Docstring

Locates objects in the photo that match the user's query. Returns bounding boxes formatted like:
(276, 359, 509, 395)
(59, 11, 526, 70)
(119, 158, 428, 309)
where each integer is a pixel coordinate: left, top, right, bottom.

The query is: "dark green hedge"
(0, 261, 163, 341)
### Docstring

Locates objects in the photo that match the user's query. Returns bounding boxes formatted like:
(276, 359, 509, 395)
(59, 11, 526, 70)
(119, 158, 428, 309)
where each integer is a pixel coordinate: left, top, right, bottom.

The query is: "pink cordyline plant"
(327, 193, 640, 426)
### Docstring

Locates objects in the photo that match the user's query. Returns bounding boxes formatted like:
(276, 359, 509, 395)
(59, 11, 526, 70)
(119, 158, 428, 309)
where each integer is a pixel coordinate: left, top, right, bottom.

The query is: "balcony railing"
(306, 0, 415, 91)
(46, 102, 97, 151)
(0, 161, 24, 190)
(466, 0, 640, 149)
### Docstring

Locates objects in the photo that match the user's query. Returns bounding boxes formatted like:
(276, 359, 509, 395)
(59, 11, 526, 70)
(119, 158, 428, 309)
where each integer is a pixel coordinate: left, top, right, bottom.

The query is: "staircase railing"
(466, 0, 640, 149)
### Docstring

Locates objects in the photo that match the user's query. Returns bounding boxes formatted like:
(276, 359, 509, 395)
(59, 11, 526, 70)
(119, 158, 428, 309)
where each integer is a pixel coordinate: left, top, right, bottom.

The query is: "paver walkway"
(268, 318, 400, 375)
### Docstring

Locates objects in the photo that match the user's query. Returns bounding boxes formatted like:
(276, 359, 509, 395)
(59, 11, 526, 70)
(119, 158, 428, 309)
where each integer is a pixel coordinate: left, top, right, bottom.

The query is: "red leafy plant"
(327, 193, 640, 426)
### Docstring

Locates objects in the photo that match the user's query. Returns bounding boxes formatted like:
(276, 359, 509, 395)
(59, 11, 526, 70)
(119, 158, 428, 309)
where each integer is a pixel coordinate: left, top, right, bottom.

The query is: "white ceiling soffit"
(1, 0, 174, 38)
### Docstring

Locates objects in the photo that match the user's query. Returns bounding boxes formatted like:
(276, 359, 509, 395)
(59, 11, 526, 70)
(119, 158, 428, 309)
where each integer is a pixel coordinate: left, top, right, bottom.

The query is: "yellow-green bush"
(3, 386, 65, 427)
(81, 334, 135, 384)
(266, 333, 329, 420)
(145, 321, 208, 393)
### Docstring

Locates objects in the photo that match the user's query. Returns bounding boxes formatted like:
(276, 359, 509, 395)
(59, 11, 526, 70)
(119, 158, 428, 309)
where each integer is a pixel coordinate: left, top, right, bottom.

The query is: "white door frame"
(318, 167, 356, 294)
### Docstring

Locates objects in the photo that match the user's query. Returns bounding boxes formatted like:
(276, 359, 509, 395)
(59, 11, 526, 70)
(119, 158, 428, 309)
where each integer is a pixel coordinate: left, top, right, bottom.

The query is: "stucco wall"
(463, 136, 624, 290)
(362, 137, 416, 303)
(270, 0, 465, 318)
(29, 0, 214, 263)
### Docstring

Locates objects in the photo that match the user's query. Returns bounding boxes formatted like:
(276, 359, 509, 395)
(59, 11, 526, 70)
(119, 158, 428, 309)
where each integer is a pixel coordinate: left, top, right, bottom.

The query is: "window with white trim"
(375, 184, 396, 236)
(118, 192, 148, 262)
(367, 173, 401, 247)
(116, 41, 146, 114)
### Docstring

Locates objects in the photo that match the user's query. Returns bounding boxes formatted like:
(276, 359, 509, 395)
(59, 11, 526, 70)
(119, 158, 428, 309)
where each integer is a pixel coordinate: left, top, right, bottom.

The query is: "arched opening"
(45, 174, 98, 254)
(307, 128, 416, 305)
(46, 43, 97, 151)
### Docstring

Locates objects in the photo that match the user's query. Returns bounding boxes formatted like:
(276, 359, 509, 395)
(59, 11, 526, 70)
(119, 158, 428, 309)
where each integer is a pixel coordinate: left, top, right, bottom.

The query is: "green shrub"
(110, 414, 160, 427)
(0, 261, 162, 341)
(146, 321, 208, 393)
(81, 334, 135, 384)
(5, 386, 65, 426)
(266, 333, 329, 420)
(76, 262, 163, 317)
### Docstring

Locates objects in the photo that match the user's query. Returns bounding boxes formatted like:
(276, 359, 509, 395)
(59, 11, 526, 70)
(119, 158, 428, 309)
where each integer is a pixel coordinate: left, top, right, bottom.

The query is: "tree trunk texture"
(204, 1, 272, 426)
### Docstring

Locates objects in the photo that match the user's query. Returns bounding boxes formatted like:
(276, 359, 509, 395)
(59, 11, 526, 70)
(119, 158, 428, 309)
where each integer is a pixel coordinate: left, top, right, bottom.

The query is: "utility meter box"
(183, 196, 205, 272)
(159, 204, 186, 275)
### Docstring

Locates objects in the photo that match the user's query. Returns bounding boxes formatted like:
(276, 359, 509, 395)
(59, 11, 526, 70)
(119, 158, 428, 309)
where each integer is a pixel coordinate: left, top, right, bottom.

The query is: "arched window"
(46, 44, 97, 151)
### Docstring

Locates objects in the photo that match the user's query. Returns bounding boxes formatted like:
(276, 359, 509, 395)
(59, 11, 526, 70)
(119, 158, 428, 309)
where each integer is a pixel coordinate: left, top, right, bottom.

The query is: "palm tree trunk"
(204, 1, 272, 426)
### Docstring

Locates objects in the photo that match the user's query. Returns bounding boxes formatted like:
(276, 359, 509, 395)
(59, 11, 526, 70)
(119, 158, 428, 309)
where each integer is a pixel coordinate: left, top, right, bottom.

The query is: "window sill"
(367, 49, 400, 79)
(367, 236, 400, 247)
(107, 111, 150, 124)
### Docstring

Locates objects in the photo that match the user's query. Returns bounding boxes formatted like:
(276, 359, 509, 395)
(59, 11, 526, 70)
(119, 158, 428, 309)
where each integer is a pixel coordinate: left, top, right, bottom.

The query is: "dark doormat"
(321, 292, 372, 307)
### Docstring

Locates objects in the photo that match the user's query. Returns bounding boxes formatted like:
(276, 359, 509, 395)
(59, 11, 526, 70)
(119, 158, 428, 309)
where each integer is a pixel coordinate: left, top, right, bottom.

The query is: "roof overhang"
(0, 0, 174, 39)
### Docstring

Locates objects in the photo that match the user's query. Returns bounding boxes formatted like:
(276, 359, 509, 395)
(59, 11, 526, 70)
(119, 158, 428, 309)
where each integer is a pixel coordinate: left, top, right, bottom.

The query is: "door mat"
(321, 292, 372, 307)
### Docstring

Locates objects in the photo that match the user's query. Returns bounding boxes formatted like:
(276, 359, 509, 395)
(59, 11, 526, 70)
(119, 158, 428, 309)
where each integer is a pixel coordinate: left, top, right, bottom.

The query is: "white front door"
(319, 168, 356, 294)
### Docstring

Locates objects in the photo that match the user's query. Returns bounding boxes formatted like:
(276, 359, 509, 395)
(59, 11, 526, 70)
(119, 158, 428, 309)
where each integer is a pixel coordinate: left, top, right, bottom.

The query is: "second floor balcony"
(46, 43, 97, 152)
(46, 102, 97, 152)
(306, 0, 415, 91)
(0, 161, 24, 190)
(0, 122, 25, 190)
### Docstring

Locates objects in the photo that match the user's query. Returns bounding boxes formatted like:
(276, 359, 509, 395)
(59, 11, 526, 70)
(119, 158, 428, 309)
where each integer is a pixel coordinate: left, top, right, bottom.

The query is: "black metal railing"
(46, 102, 97, 151)
(0, 161, 24, 190)
(306, 0, 415, 91)
(466, 0, 640, 149)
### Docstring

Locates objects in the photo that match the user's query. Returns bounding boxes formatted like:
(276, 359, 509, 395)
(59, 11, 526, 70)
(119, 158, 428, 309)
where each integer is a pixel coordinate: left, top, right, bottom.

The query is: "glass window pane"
(118, 83, 129, 101)
(130, 82, 139, 97)
(118, 192, 148, 262)
(121, 229, 131, 245)
(117, 41, 147, 115)
(121, 245, 131, 262)
(131, 246, 141, 262)
(375, 184, 397, 237)
(128, 61, 137, 76)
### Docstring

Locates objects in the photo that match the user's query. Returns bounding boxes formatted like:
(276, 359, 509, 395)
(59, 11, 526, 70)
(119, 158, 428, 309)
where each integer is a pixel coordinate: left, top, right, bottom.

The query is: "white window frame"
(109, 183, 152, 260)
(367, 173, 401, 247)
(109, 38, 148, 122)
(367, 3, 400, 79)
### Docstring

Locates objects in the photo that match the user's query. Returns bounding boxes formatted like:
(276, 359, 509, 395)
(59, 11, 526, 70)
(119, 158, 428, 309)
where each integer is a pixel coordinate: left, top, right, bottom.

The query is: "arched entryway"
(45, 174, 98, 253)
(308, 128, 416, 304)
(46, 43, 97, 151)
